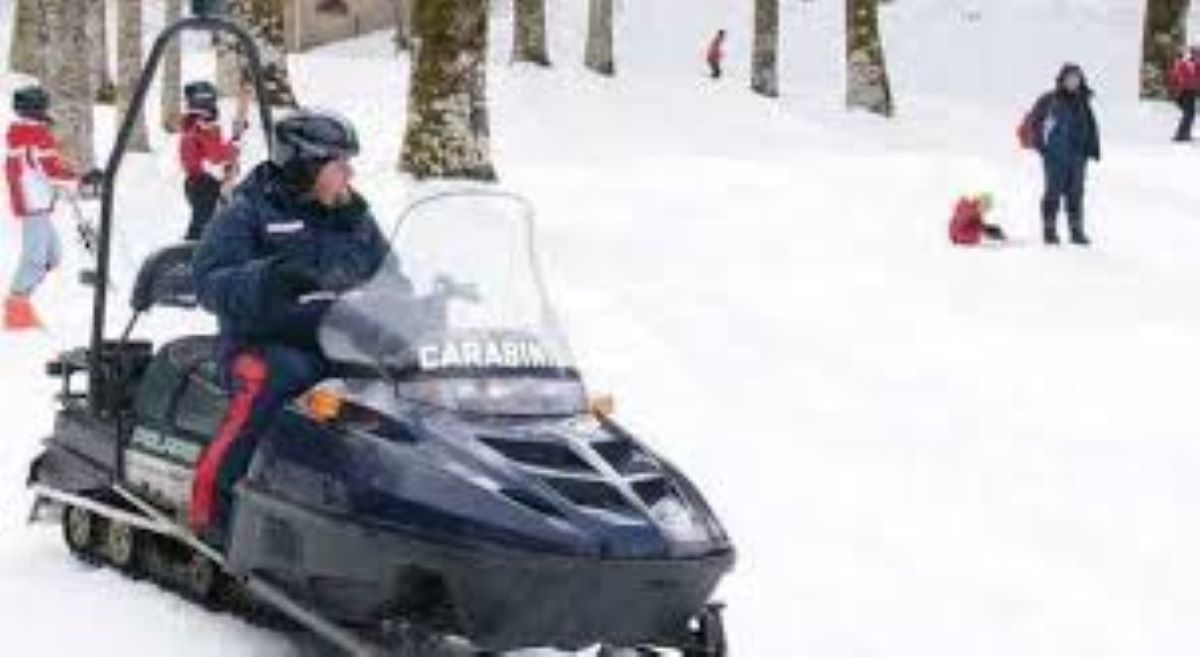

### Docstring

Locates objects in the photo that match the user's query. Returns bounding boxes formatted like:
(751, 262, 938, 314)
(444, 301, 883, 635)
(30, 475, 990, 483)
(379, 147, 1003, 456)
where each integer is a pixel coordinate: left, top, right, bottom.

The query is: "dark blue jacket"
(193, 162, 389, 361)
(1030, 64, 1101, 163)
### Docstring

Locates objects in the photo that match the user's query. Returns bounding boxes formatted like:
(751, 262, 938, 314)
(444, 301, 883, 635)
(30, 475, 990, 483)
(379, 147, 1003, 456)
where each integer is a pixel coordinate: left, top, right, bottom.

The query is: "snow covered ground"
(3, 0, 1200, 654)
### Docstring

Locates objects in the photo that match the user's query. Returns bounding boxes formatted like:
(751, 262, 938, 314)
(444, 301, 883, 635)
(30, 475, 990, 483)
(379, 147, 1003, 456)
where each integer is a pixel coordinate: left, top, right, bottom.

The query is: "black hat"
(184, 80, 219, 119)
(12, 85, 50, 122)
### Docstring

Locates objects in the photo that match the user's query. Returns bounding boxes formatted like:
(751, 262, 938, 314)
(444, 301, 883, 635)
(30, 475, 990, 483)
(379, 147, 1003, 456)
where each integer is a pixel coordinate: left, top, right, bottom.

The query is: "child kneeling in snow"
(949, 192, 1006, 246)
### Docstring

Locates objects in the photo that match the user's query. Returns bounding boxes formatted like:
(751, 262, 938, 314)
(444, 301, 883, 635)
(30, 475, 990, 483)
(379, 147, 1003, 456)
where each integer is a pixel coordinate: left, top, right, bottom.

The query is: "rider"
(190, 108, 388, 541)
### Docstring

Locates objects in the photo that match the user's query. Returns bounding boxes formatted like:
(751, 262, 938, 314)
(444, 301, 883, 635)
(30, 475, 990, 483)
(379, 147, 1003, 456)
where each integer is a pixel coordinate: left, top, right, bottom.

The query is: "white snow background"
(2, 0, 1200, 655)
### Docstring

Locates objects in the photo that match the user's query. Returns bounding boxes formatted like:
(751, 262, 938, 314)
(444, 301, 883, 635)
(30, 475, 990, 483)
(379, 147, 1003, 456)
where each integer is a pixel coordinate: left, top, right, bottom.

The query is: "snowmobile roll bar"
(88, 16, 274, 418)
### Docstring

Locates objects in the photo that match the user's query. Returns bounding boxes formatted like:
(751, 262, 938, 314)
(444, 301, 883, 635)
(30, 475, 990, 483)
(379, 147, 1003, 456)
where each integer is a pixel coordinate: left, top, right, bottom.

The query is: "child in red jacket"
(949, 192, 1007, 246)
(179, 80, 244, 240)
(706, 30, 726, 79)
(1169, 46, 1200, 142)
(4, 86, 97, 330)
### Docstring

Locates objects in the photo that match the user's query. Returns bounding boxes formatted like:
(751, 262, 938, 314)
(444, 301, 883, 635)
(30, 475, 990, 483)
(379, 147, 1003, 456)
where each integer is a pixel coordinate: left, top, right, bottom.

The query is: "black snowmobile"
(25, 10, 734, 657)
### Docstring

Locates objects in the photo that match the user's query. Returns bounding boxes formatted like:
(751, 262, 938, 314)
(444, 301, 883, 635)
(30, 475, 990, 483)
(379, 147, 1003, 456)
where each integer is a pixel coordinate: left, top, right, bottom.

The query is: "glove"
(267, 260, 322, 303)
(79, 168, 104, 199)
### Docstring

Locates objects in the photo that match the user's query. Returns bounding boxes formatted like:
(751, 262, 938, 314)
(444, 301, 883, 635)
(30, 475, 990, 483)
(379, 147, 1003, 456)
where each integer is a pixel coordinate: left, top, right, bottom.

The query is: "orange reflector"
(589, 393, 615, 417)
(306, 389, 343, 423)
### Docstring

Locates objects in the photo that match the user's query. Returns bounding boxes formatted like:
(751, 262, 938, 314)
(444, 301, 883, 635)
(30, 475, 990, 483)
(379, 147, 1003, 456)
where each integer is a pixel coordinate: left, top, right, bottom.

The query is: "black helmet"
(12, 85, 50, 122)
(272, 109, 360, 192)
(184, 80, 219, 118)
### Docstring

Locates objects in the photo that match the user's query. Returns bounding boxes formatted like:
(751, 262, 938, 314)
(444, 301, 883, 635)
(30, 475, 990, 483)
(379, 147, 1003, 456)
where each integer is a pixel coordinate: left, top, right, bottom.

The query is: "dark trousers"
(1176, 92, 1197, 141)
(189, 344, 327, 536)
(1041, 157, 1088, 237)
(709, 60, 721, 79)
(185, 174, 223, 241)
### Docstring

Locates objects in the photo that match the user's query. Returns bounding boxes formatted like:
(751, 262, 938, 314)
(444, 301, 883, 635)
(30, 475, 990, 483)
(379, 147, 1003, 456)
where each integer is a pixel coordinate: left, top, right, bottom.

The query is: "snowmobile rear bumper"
(228, 485, 733, 652)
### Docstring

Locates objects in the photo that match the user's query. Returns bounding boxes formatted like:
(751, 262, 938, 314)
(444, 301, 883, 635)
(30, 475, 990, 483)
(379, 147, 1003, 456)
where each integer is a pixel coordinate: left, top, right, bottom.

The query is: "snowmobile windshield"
(318, 190, 587, 416)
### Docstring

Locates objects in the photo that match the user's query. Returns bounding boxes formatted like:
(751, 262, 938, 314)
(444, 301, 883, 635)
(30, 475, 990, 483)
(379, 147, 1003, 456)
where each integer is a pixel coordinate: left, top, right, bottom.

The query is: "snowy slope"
(4, 0, 1200, 655)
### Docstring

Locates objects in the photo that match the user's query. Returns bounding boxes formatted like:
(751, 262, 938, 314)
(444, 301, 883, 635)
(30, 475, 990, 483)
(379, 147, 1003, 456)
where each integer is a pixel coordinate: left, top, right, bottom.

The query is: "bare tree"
(225, 0, 297, 106)
(584, 0, 614, 76)
(846, 0, 894, 116)
(88, 0, 116, 103)
(45, 0, 96, 169)
(162, 0, 183, 131)
(401, 0, 497, 181)
(117, 0, 150, 151)
(1141, 0, 1191, 99)
(512, 0, 550, 66)
(10, 0, 50, 80)
(752, 0, 779, 97)
(216, 34, 242, 97)
(394, 0, 413, 52)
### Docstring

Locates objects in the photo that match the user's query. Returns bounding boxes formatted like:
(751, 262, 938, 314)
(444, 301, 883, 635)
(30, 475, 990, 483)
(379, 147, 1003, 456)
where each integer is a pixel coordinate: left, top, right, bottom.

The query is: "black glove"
(79, 168, 104, 199)
(267, 260, 322, 303)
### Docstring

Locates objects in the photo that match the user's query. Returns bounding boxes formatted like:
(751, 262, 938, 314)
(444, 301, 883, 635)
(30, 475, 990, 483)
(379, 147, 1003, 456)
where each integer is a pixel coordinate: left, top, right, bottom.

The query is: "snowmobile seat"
(130, 243, 199, 313)
(134, 335, 227, 444)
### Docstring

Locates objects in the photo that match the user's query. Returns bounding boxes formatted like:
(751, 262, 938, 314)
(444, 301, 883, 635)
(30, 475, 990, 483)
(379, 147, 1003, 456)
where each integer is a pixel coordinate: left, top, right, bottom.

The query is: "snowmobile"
(24, 11, 734, 657)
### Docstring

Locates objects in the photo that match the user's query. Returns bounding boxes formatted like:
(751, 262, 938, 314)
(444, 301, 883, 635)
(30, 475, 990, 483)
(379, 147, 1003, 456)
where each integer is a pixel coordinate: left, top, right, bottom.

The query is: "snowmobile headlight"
(305, 389, 344, 423)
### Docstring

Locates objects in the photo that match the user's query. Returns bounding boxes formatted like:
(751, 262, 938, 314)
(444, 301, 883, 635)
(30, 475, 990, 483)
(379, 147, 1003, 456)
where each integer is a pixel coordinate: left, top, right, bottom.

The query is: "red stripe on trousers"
(188, 353, 268, 532)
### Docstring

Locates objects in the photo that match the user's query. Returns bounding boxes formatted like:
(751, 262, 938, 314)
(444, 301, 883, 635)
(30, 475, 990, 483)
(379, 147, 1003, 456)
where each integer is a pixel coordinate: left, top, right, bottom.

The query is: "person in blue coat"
(1027, 63, 1101, 246)
(189, 109, 388, 542)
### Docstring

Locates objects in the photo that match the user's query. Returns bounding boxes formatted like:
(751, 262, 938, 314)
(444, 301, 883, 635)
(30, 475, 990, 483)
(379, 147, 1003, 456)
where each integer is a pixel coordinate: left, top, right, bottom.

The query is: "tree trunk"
(752, 0, 779, 97)
(117, 0, 150, 151)
(846, 0, 894, 116)
(584, 0, 614, 76)
(401, 0, 497, 181)
(512, 0, 550, 66)
(216, 34, 243, 97)
(226, 0, 298, 106)
(46, 0, 96, 170)
(394, 0, 413, 52)
(10, 0, 50, 80)
(88, 0, 116, 103)
(162, 0, 184, 132)
(1141, 0, 1191, 99)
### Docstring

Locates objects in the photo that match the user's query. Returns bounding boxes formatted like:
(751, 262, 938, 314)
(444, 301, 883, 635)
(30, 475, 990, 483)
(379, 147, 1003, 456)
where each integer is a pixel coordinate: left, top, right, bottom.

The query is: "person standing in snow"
(948, 192, 1007, 246)
(179, 80, 247, 241)
(706, 30, 726, 79)
(1169, 46, 1200, 142)
(1026, 63, 1101, 246)
(3, 86, 101, 331)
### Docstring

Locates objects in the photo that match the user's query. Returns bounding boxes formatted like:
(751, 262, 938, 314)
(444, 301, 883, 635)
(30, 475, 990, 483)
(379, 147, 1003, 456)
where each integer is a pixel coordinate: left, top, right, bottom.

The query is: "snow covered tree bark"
(117, 0, 150, 151)
(45, 0, 96, 169)
(88, 0, 116, 103)
(162, 0, 183, 131)
(225, 0, 297, 106)
(584, 0, 614, 76)
(401, 0, 497, 181)
(752, 0, 779, 97)
(846, 0, 894, 116)
(1141, 0, 1190, 99)
(394, 0, 413, 52)
(216, 35, 242, 97)
(512, 0, 550, 66)
(10, 0, 50, 80)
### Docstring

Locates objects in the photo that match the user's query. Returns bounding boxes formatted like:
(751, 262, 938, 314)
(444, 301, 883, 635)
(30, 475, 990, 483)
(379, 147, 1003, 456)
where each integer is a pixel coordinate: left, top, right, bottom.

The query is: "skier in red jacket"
(706, 30, 726, 79)
(4, 86, 99, 331)
(1169, 46, 1200, 142)
(949, 193, 1007, 246)
(179, 80, 244, 240)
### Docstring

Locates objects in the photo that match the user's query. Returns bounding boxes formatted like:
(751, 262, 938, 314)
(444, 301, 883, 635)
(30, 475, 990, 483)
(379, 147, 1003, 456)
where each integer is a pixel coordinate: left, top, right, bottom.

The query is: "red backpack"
(1016, 111, 1036, 149)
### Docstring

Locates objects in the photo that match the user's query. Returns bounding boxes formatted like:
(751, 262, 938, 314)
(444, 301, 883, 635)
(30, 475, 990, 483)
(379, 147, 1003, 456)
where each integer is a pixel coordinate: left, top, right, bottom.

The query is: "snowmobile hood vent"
(479, 435, 593, 473)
